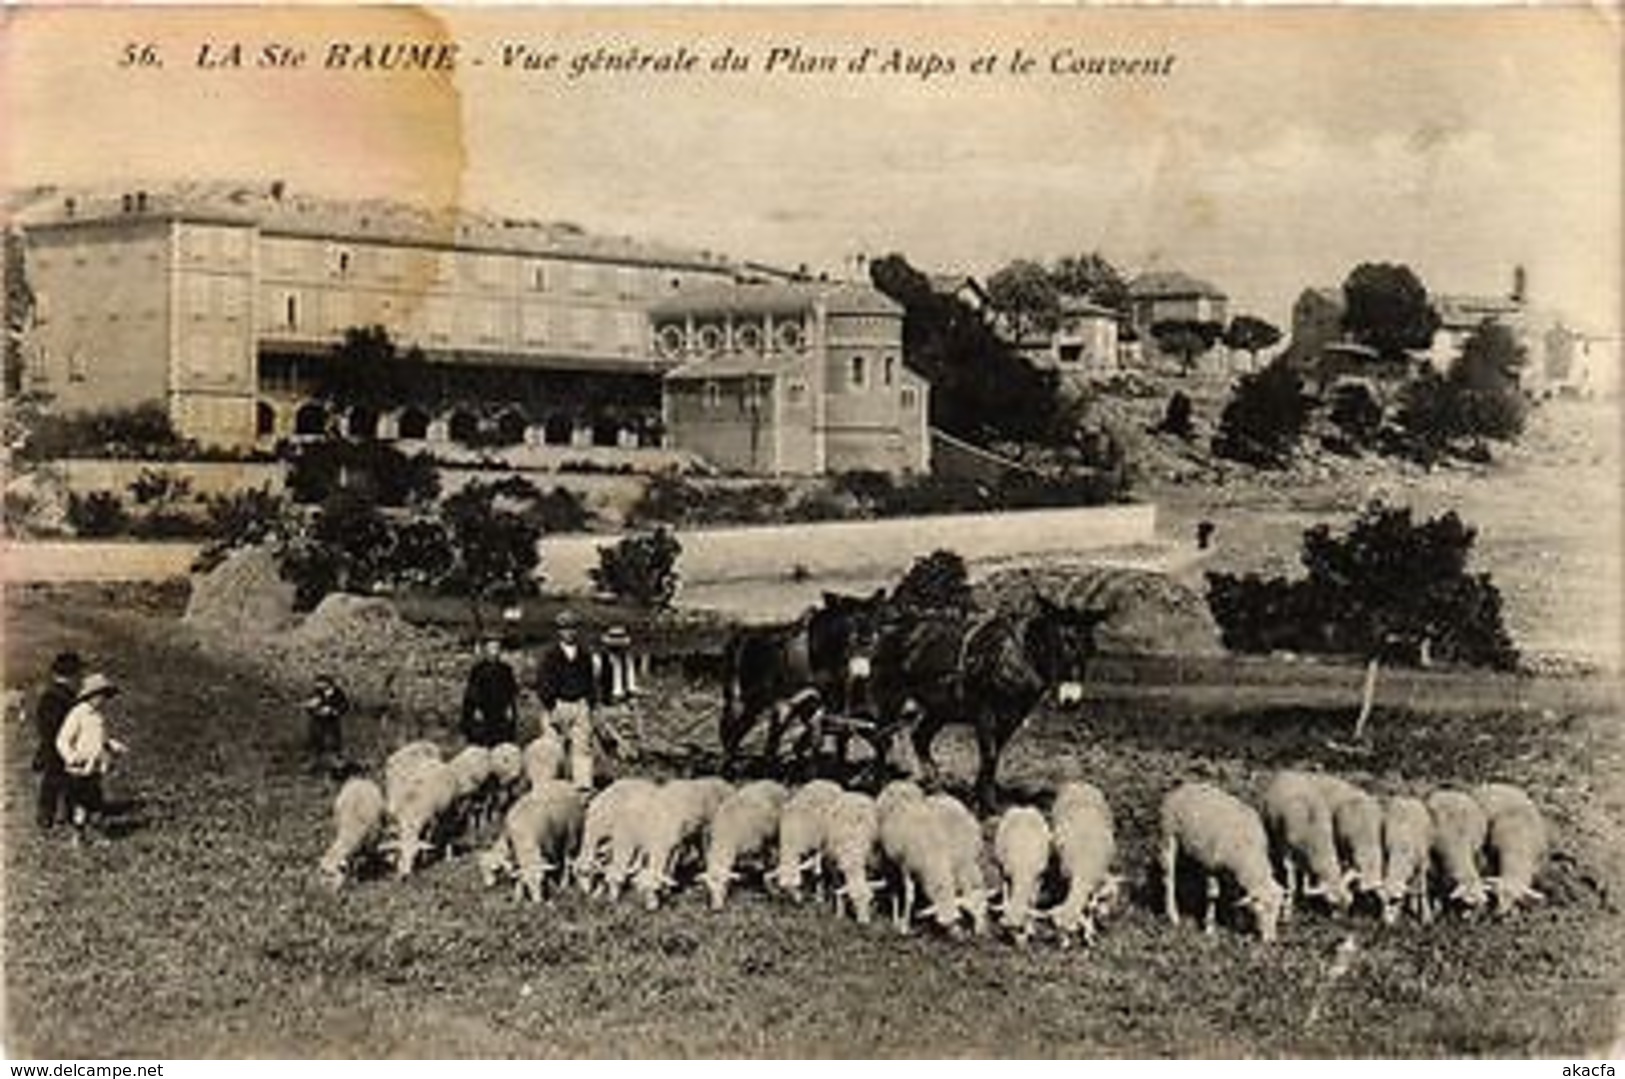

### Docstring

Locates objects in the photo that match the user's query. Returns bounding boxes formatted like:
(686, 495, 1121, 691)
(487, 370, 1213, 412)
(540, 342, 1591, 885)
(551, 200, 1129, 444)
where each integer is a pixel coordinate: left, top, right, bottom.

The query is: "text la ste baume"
(195, 41, 460, 70)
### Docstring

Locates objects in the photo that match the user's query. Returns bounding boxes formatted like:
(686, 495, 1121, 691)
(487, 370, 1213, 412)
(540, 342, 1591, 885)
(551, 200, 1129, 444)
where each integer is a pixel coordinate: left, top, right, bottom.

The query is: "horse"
(718, 589, 888, 777)
(865, 596, 1106, 814)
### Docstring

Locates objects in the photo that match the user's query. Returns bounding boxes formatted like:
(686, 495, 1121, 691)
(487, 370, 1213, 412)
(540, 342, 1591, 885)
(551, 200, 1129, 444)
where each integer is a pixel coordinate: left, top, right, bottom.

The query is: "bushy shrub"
(892, 549, 973, 613)
(439, 482, 543, 605)
(1156, 391, 1195, 440)
(385, 518, 456, 589)
(591, 527, 682, 609)
(1213, 361, 1313, 468)
(128, 469, 193, 507)
(65, 490, 128, 538)
(278, 492, 396, 609)
(628, 474, 792, 528)
(1206, 502, 1518, 669)
(1328, 382, 1385, 447)
(18, 403, 191, 461)
(193, 488, 294, 573)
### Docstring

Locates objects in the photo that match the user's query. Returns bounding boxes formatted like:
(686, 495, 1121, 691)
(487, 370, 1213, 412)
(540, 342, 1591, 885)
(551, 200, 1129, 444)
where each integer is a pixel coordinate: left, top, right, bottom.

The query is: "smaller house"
(1015, 295, 1122, 391)
(656, 280, 929, 476)
(1127, 270, 1229, 370)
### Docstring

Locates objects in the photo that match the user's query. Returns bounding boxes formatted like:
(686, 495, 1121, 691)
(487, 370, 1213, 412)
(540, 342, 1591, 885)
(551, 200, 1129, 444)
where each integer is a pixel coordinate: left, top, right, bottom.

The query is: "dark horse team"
(719, 590, 1105, 812)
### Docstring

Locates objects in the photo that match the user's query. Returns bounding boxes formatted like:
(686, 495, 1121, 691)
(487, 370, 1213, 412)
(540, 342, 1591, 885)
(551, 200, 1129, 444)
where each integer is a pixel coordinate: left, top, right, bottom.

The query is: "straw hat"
(76, 672, 117, 702)
(602, 625, 632, 648)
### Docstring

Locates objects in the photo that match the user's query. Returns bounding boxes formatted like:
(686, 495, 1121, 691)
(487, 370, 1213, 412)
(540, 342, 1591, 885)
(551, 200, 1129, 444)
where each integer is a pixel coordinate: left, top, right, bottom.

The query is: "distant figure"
(1196, 520, 1216, 551)
(534, 610, 601, 790)
(303, 673, 350, 774)
(593, 625, 643, 762)
(461, 635, 520, 748)
(33, 651, 84, 830)
(55, 672, 127, 845)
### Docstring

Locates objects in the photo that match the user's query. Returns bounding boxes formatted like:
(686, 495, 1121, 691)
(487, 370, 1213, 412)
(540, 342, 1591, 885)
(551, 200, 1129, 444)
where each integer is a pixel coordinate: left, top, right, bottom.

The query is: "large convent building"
(9, 183, 924, 473)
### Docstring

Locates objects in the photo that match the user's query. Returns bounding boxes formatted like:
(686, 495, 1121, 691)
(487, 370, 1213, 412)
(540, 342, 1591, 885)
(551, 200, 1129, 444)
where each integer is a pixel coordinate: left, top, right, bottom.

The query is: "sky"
(4, 5, 1620, 335)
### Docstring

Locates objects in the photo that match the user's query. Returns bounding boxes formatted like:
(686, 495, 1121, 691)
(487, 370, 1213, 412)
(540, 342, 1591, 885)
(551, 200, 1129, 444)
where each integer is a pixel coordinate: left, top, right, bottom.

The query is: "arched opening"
(591, 418, 621, 448)
(447, 409, 479, 444)
(543, 415, 574, 446)
(347, 406, 379, 440)
(396, 407, 431, 441)
(255, 401, 277, 438)
(494, 409, 528, 446)
(294, 402, 327, 437)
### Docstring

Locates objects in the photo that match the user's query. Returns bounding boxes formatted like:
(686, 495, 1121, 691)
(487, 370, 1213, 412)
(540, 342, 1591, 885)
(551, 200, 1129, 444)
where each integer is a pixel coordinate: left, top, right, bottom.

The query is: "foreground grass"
(4, 588, 1622, 1057)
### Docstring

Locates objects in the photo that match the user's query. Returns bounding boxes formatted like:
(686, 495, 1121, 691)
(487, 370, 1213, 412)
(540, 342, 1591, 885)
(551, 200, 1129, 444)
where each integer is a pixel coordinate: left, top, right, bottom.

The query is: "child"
(55, 672, 126, 844)
(33, 651, 84, 830)
(304, 673, 350, 773)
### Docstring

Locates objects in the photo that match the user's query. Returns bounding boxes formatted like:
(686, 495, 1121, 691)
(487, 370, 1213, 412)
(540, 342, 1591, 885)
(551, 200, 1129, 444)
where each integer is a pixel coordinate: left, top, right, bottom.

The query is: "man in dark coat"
(33, 651, 83, 829)
(461, 635, 520, 747)
(533, 610, 602, 789)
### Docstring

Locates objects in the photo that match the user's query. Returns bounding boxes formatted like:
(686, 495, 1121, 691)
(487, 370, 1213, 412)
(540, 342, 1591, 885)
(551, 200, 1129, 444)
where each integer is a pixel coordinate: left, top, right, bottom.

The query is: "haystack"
(976, 564, 1224, 657)
(182, 546, 298, 640)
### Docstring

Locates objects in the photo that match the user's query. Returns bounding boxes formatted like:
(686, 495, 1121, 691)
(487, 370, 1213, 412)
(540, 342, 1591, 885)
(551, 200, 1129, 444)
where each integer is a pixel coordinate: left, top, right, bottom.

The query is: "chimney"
(63, 197, 76, 218)
(135, 190, 148, 212)
(121, 193, 134, 213)
(270, 180, 286, 201)
(1512, 264, 1527, 306)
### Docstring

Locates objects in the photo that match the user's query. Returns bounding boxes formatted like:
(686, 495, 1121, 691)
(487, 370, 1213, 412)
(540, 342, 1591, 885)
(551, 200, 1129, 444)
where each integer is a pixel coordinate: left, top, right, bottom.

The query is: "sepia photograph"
(1, 3, 1621, 1059)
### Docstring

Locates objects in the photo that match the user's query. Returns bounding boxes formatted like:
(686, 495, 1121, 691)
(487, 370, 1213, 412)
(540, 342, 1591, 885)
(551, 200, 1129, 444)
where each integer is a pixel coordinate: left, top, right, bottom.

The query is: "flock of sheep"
(318, 731, 1549, 945)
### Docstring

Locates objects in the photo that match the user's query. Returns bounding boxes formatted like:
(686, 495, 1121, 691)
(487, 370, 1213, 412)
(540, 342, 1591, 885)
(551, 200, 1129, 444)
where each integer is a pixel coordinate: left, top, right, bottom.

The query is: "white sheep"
(702, 780, 790, 910)
(876, 778, 926, 824)
(632, 777, 736, 910)
(382, 759, 459, 878)
(575, 776, 660, 899)
(877, 795, 961, 935)
(523, 729, 567, 789)
(773, 779, 844, 901)
(478, 780, 585, 903)
(1263, 770, 1353, 917)
(1043, 781, 1120, 945)
(993, 806, 1052, 944)
(1160, 782, 1285, 943)
(1472, 782, 1548, 914)
(928, 792, 992, 937)
(383, 740, 441, 794)
(1426, 789, 1490, 912)
(318, 777, 386, 890)
(1380, 795, 1434, 925)
(1302, 774, 1384, 901)
(823, 790, 883, 925)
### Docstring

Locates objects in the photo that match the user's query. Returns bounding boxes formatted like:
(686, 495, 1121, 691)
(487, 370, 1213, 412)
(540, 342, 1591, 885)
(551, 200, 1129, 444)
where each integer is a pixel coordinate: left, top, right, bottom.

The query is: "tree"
(1448, 320, 1528, 442)
(869, 253, 1062, 444)
(985, 259, 1060, 342)
(439, 481, 542, 618)
(1151, 319, 1223, 375)
(1223, 314, 1282, 367)
(1155, 391, 1195, 440)
(1341, 263, 1440, 362)
(316, 325, 432, 412)
(1212, 360, 1313, 467)
(591, 527, 683, 609)
(1050, 252, 1130, 315)
(4, 228, 33, 398)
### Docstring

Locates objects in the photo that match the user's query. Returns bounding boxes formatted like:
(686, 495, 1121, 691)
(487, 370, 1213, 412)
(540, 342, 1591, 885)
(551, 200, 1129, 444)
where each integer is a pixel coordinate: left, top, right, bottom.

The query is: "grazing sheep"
(993, 806, 1052, 944)
(382, 759, 459, 878)
(823, 791, 883, 925)
(318, 777, 386, 890)
(478, 780, 585, 903)
(1472, 782, 1548, 914)
(1160, 782, 1285, 943)
(575, 776, 659, 898)
(632, 777, 736, 910)
(928, 793, 992, 937)
(773, 779, 843, 901)
(1302, 774, 1384, 901)
(1263, 770, 1353, 917)
(1043, 781, 1119, 945)
(523, 729, 568, 789)
(1380, 795, 1434, 926)
(702, 780, 790, 910)
(446, 745, 495, 836)
(876, 779, 926, 824)
(1426, 789, 1490, 912)
(383, 740, 441, 793)
(877, 795, 961, 935)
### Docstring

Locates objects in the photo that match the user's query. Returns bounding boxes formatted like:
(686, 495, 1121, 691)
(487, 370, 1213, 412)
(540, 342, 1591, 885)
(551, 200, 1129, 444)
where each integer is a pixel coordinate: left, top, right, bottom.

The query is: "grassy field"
(4, 585, 1623, 1058)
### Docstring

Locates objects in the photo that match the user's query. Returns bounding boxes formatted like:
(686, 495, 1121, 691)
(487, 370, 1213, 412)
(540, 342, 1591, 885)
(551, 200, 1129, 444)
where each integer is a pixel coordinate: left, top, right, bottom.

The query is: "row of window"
(694, 378, 917, 410)
(260, 236, 706, 299)
(266, 290, 647, 352)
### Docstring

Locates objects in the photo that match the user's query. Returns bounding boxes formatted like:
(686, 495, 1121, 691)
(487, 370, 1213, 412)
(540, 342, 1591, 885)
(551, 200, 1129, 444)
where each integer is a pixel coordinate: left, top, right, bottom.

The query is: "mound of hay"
(183, 546, 298, 640)
(976, 564, 1224, 657)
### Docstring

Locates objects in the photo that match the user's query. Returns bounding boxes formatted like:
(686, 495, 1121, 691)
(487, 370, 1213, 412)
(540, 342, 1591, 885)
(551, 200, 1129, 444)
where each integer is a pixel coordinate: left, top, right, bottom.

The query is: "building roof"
(649, 279, 903, 320)
(13, 182, 734, 271)
(1436, 293, 1523, 330)
(1128, 270, 1227, 300)
(664, 352, 803, 381)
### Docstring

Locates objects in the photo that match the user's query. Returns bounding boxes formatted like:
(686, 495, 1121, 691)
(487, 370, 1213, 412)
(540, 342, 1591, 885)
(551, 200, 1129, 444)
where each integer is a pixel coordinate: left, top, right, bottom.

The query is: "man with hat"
(461, 633, 520, 748)
(32, 650, 84, 830)
(533, 609, 602, 790)
(55, 671, 127, 844)
(593, 625, 644, 762)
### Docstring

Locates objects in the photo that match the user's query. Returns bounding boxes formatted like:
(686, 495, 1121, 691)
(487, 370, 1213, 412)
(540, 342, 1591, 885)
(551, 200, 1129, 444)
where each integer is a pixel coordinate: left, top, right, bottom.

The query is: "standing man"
(461, 634, 520, 748)
(534, 610, 600, 790)
(33, 651, 84, 830)
(593, 625, 643, 762)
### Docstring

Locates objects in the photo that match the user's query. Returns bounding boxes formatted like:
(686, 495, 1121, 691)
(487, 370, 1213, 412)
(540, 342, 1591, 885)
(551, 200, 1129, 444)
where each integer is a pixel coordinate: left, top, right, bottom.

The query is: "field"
(4, 583, 1622, 1058)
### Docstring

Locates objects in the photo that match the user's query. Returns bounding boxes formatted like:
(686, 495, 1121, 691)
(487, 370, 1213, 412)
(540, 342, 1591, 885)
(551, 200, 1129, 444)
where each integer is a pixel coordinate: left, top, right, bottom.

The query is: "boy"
(304, 673, 350, 773)
(32, 651, 84, 829)
(55, 672, 127, 845)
